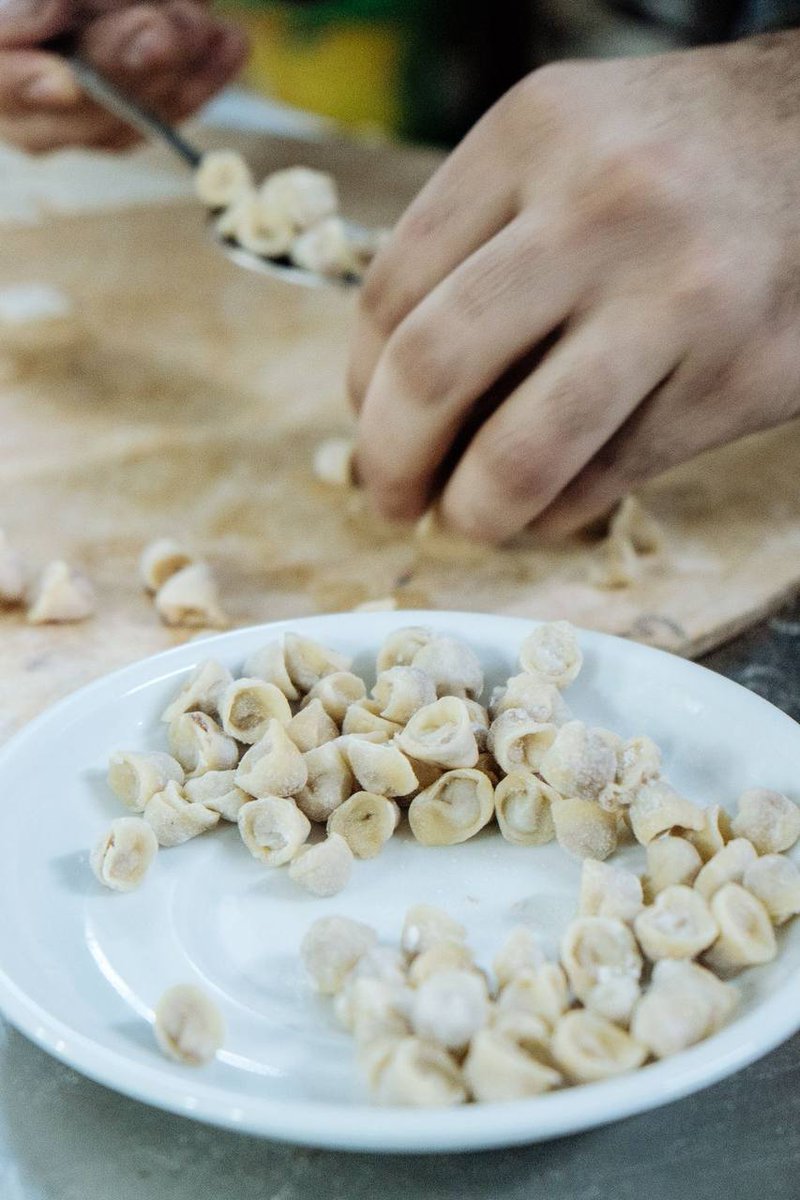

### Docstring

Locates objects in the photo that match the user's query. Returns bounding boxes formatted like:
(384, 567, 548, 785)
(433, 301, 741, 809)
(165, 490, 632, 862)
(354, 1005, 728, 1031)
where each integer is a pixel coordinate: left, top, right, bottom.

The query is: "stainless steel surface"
(0, 599, 798, 1198)
(62, 50, 362, 290)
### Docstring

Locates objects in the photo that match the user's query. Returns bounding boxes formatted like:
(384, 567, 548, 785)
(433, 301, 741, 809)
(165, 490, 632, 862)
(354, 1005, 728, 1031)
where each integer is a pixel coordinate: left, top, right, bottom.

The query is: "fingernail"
(123, 26, 163, 70)
(23, 67, 78, 105)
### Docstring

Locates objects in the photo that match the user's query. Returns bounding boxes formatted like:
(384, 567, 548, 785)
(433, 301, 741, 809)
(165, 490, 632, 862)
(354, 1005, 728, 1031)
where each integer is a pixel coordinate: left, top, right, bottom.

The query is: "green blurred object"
(216, 0, 531, 145)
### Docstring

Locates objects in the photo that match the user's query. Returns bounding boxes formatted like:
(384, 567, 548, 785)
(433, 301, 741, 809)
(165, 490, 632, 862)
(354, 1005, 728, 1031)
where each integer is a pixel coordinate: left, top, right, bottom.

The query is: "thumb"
(0, 0, 74, 48)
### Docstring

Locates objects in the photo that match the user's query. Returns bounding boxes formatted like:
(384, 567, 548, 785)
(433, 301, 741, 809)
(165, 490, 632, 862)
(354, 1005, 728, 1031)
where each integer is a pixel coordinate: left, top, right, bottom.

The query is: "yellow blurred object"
(225, 8, 403, 133)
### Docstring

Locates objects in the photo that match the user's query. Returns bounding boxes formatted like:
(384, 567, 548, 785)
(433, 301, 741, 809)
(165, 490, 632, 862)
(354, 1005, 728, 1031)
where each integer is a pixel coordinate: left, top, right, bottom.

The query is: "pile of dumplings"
(300, 902, 738, 1106)
(194, 151, 386, 281)
(91, 620, 800, 1093)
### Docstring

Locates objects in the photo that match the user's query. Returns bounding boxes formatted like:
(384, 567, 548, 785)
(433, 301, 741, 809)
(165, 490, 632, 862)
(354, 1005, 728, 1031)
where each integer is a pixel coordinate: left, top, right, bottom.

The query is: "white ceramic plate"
(0, 611, 798, 1154)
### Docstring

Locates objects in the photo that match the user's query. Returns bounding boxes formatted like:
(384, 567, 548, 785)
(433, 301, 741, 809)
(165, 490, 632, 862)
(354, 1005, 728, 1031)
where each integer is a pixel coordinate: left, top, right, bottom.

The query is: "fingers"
(79, 2, 247, 116)
(355, 210, 587, 522)
(534, 322, 800, 538)
(0, 48, 80, 110)
(80, 2, 202, 84)
(0, 0, 72, 48)
(348, 108, 519, 408)
(436, 303, 683, 544)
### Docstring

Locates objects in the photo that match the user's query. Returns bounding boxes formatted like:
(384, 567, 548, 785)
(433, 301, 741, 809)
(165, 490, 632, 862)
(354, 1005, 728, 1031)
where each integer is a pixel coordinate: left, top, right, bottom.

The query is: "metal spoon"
(59, 45, 366, 288)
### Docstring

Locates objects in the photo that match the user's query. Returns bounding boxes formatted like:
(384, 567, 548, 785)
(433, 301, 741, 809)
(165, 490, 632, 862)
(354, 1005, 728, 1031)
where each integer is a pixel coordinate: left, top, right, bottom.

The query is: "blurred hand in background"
(0, 0, 248, 152)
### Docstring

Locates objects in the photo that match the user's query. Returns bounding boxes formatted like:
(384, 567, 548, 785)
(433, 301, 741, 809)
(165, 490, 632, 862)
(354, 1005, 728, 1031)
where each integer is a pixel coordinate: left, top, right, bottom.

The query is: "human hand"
(350, 35, 800, 543)
(0, 0, 248, 153)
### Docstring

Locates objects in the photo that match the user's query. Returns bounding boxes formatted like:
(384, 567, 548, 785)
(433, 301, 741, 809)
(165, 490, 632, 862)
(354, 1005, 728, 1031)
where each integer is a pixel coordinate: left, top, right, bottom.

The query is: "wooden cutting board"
(1, 131, 799, 741)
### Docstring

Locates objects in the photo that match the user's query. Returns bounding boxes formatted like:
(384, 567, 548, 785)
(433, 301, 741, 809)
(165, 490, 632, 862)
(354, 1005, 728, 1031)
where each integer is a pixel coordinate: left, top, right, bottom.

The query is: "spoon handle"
(45, 32, 202, 169)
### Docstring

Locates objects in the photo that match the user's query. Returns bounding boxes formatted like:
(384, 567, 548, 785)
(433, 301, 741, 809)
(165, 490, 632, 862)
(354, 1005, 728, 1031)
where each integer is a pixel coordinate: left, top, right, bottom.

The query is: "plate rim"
(1, 609, 799, 1153)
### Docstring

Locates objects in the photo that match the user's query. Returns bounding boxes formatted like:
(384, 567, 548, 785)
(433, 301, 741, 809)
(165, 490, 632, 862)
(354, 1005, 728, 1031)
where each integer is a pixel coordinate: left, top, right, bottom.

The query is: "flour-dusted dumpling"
(612, 735, 662, 800)
(285, 699, 340, 753)
(242, 640, 299, 701)
(731, 788, 800, 854)
(401, 905, 466, 959)
(144, 779, 219, 847)
(138, 538, 195, 594)
(219, 677, 292, 742)
(410, 636, 483, 700)
(327, 791, 399, 859)
(494, 771, 557, 846)
(463, 700, 491, 751)
(519, 621, 582, 688)
(300, 915, 378, 995)
(579, 859, 644, 923)
(409, 969, 489, 1052)
(685, 803, 732, 861)
(694, 838, 758, 901)
(488, 709, 558, 775)
(335, 951, 409, 1030)
(107, 750, 185, 813)
(489, 674, 571, 725)
(90, 817, 158, 891)
(348, 978, 411, 1048)
(373, 1037, 467, 1107)
(464, 1028, 562, 1102)
(594, 496, 665, 589)
(644, 836, 703, 897)
(341, 700, 403, 741)
(27, 559, 95, 624)
(283, 633, 351, 694)
(631, 960, 736, 1059)
(294, 739, 355, 821)
(742, 854, 800, 925)
(551, 796, 618, 861)
(345, 737, 418, 798)
(259, 166, 338, 230)
(407, 940, 477, 987)
(168, 712, 239, 776)
(634, 885, 718, 961)
(235, 719, 308, 799)
(195, 149, 252, 208)
(313, 436, 354, 486)
(154, 563, 227, 629)
(0, 529, 25, 604)
(288, 833, 354, 896)
(303, 672, 366, 724)
(153, 983, 225, 1066)
(492, 927, 547, 990)
(552, 1010, 646, 1083)
(704, 883, 777, 973)
(497, 964, 570, 1028)
(376, 626, 433, 673)
(161, 660, 234, 724)
(627, 781, 706, 846)
(237, 796, 310, 866)
(408, 769, 494, 846)
(539, 721, 618, 802)
(184, 769, 249, 821)
(371, 667, 437, 725)
(227, 192, 295, 257)
(290, 216, 361, 278)
(560, 916, 643, 1024)
(397, 697, 479, 769)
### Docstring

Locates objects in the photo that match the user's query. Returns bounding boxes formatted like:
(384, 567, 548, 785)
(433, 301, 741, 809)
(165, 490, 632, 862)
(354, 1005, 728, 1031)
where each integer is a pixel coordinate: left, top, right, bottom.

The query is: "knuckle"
(359, 251, 418, 339)
(446, 503, 506, 546)
(576, 143, 683, 233)
(673, 251, 739, 321)
(385, 314, 455, 407)
(503, 62, 574, 128)
(476, 430, 557, 507)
